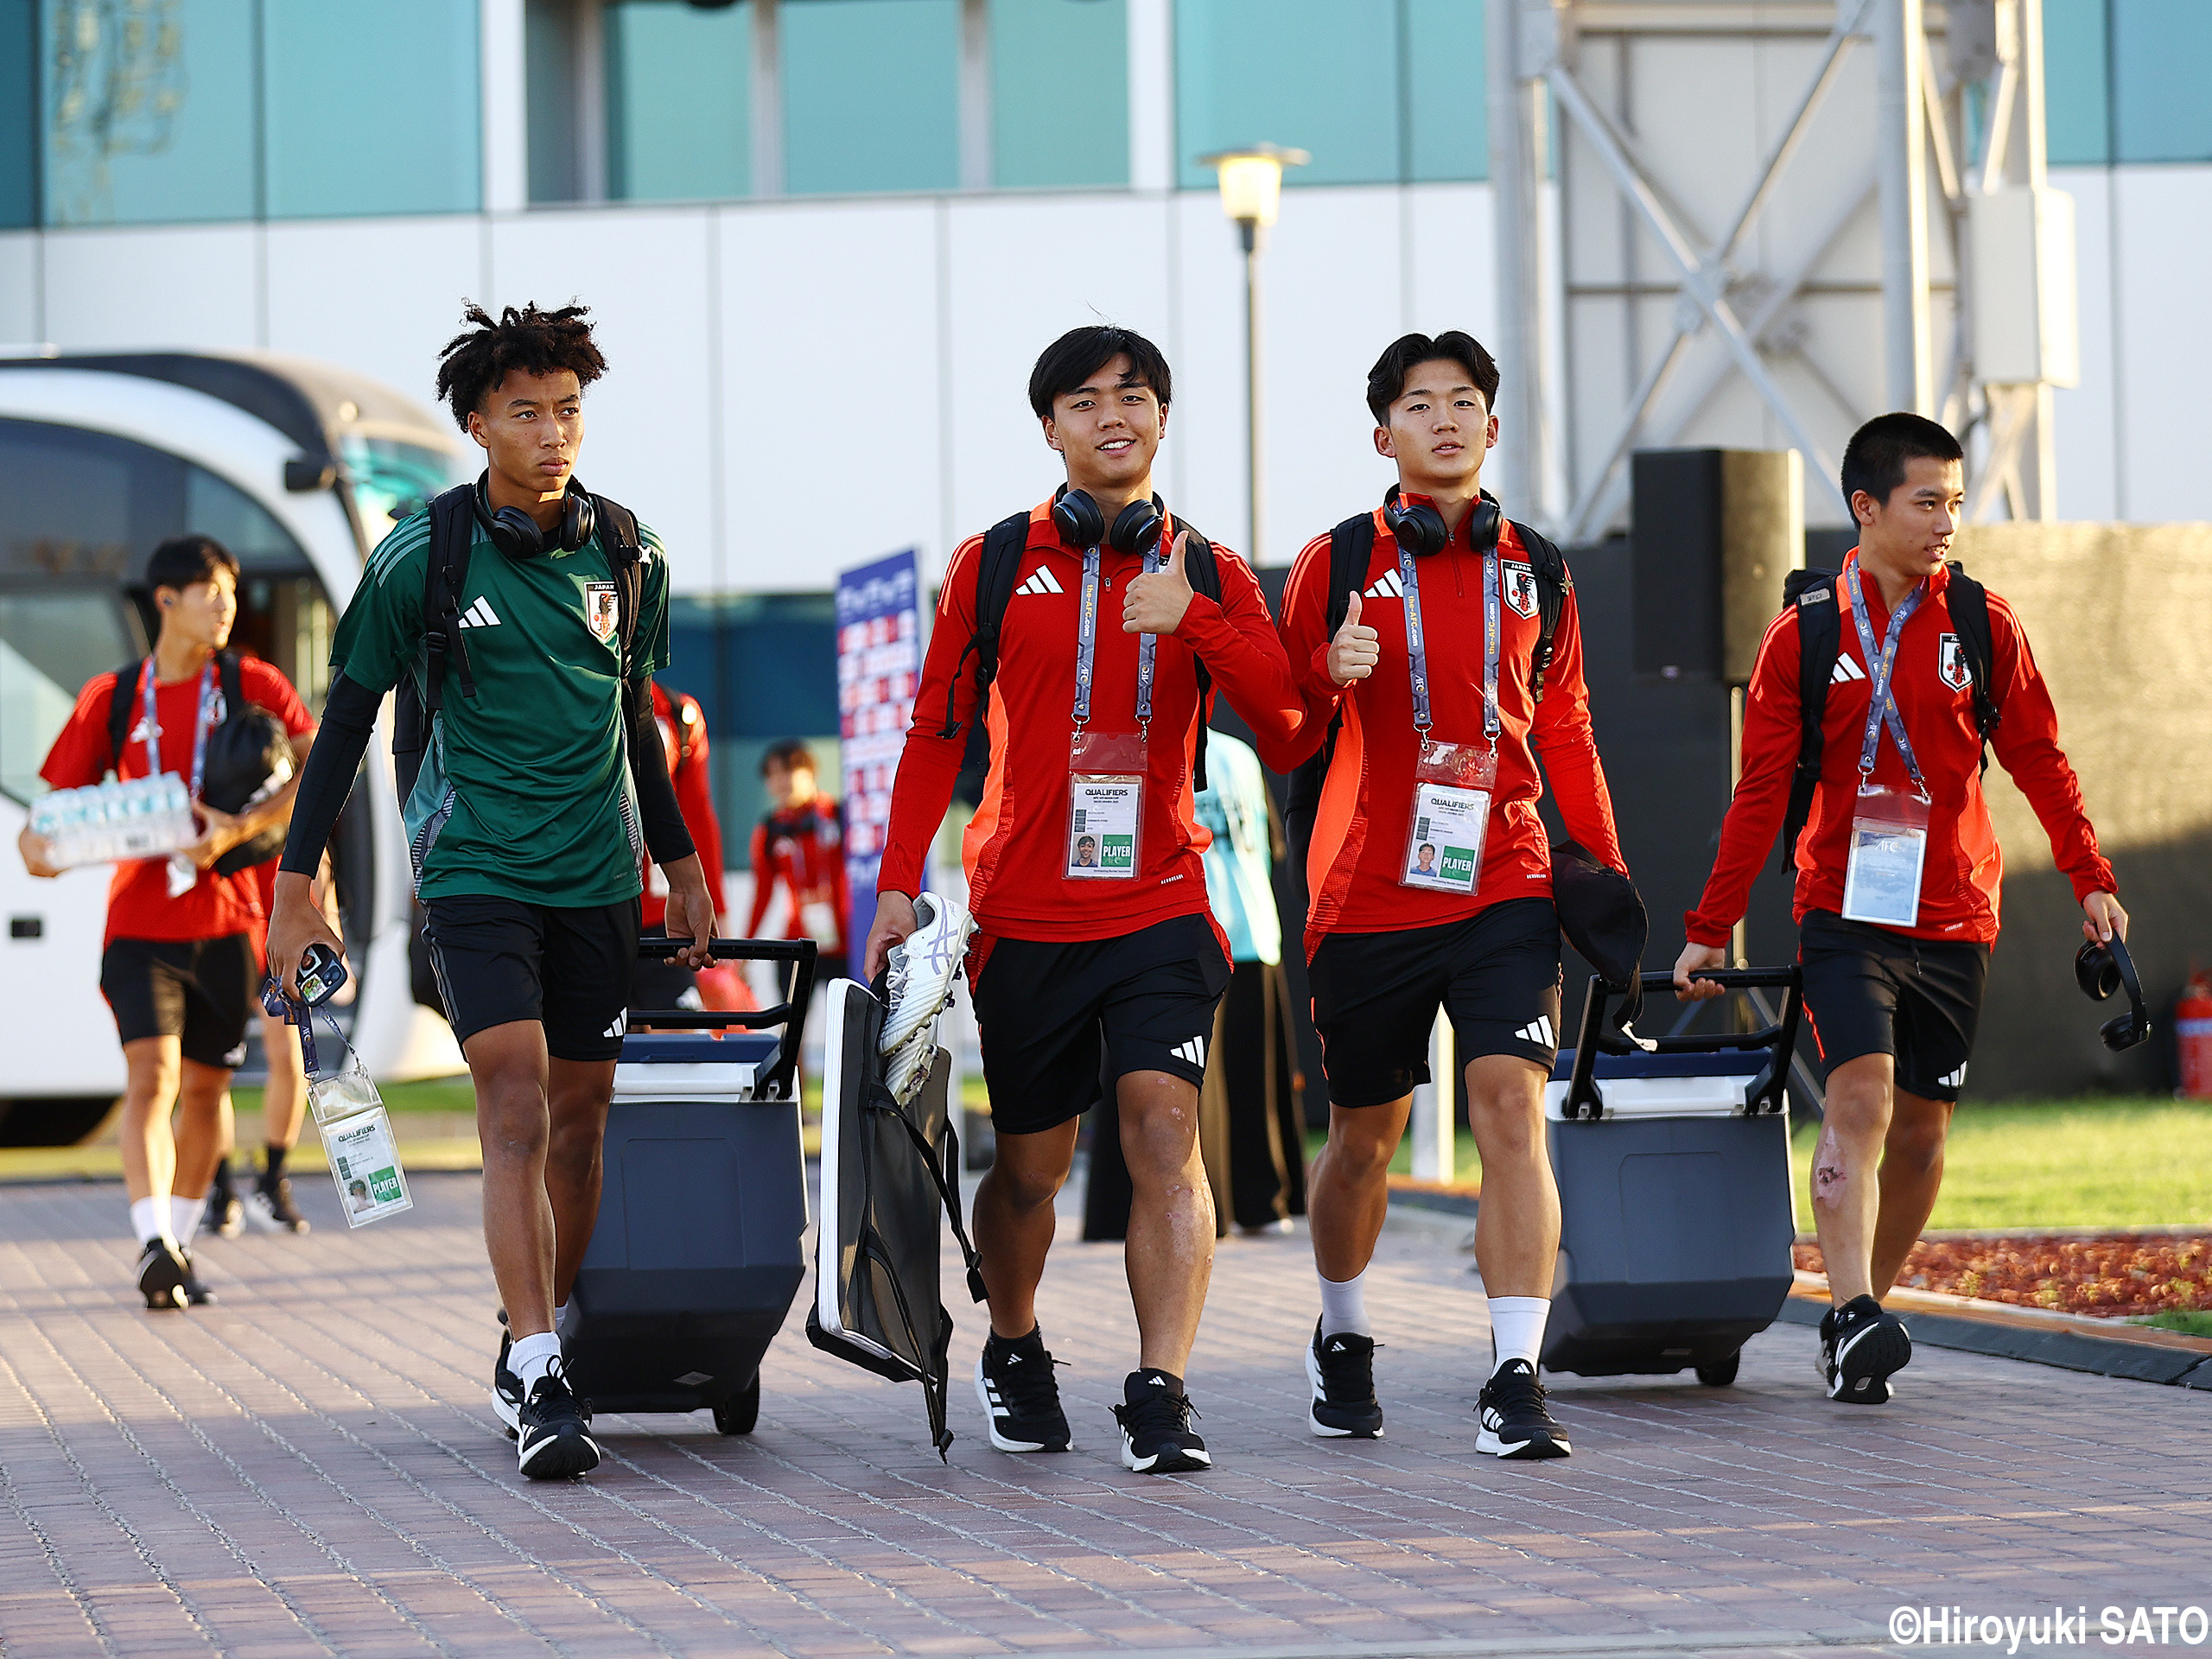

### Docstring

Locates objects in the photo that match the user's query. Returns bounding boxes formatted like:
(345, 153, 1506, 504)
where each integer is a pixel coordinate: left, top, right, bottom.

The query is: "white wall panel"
(41, 225, 261, 350)
(1167, 190, 1250, 557)
(264, 217, 483, 416)
(2050, 166, 2118, 523)
(2111, 165, 2212, 524)
(0, 232, 37, 342)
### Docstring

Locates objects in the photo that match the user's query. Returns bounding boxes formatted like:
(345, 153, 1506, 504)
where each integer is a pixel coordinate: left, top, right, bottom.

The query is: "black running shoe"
(975, 1329, 1073, 1452)
(1476, 1359, 1572, 1459)
(179, 1253, 217, 1306)
(1825, 1294, 1911, 1404)
(244, 1175, 310, 1234)
(137, 1239, 190, 1310)
(515, 1361, 601, 1480)
(1113, 1370, 1210, 1474)
(491, 1312, 527, 1440)
(206, 1192, 243, 1240)
(1306, 1319, 1384, 1439)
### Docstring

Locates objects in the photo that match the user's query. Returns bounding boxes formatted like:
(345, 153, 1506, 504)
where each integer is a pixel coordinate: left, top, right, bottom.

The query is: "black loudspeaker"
(1631, 448, 1803, 684)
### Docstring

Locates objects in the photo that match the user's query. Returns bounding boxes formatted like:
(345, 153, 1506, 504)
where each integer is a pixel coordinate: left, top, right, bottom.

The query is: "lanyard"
(1396, 542, 1502, 744)
(1072, 546, 1162, 730)
(1844, 557, 1927, 791)
(140, 660, 217, 803)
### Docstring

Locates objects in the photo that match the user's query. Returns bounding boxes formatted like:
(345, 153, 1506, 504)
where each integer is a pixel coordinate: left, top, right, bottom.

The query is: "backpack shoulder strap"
(216, 648, 245, 715)
(592, 494, 645, 678)
(1783, 572, 1843, 865)
(1943, 563, 2003, 771)
(421, 485, 479, 726)
(1509, 519, 1571, 703)
(1325, 512, 1376, 639)
(1171, 522, 1224, 791)
(938, 511, 1031, 740)
(107, 659, 143, 771)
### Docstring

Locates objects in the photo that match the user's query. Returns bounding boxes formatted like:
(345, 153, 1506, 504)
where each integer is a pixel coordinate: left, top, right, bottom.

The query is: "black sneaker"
(1476, 1359, 1572, 1459)
(1825, 1294, 1911, 1404)
(137, 1238, 190, 1310)
(243, 1175, 310, 1234)
(206, 1192, 243, 1239)
(1113, 1370, 1210, 1474)
(975, 1329, 1073, 1452)
(179, 1253, 217, 1306)
(515, 1360, 601, 1480)
(491, 1312, 527, 1439)
(1306, 1320, 1384, 1439)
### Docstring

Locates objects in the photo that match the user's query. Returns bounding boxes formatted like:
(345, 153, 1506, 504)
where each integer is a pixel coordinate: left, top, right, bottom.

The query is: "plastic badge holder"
(1065, 728, 1145, 879)
(1840, 784, 1931, 928)
(1401, 739, 1497, 893)
(286, 998, 414, 1228)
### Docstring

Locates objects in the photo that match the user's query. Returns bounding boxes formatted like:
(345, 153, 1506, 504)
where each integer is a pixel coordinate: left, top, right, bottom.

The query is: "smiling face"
(1374, 358, 1499, 494)
(1043, 353, 1165, 499)
(467, 366, 584, 510)
(1854, 455, 1966, 587)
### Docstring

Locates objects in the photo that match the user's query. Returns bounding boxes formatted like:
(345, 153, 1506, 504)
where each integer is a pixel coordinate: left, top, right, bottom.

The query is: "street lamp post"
(1198, 143, 1306, 564)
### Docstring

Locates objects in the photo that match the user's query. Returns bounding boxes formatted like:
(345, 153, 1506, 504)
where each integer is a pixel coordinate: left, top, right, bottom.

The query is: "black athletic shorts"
(100, 934, 257, 1069)
(423, 894, 640, 1062)
(969, 912, 1231, 1137)
(1308, 897, 1562, 1109)
(1798, 910, 1989, 1102)
(629, 924, 702, 1013)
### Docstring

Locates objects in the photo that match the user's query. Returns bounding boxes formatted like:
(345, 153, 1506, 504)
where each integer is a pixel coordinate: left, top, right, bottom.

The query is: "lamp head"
(1197, 143, 1310, 229)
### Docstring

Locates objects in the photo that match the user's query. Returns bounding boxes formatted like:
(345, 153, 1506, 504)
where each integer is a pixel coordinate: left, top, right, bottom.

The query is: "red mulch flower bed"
(1793, 1235, 2212, 1318)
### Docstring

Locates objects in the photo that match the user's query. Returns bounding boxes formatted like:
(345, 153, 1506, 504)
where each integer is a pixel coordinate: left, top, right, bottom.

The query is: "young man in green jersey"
(269, 303, 715, 1480)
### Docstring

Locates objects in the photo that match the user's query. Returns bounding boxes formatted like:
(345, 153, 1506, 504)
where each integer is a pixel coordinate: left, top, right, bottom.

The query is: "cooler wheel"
(1694, 1351, 1741, 1388)
(713, 1375, 761, 1435)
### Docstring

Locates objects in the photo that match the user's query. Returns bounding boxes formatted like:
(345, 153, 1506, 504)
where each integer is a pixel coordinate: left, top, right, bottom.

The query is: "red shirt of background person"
(746, 739, 849, 958)
(639, 682, 728, 931)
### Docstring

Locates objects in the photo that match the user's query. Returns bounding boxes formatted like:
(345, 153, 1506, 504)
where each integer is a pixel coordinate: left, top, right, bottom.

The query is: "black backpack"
(935, 510, 1226, 791)
(391, 482, 647, 805)
(106, 649, 292, 877)
(1281, 509, 1572, 858)
(1777, 563, 2002, 864)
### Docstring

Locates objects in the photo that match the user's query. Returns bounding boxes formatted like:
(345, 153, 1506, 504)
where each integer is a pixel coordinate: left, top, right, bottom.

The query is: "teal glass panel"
(1174, 0, 1399, 189)
(783, 0, 959, 195)
(1405, 0, 1484, 181)
(2043, 0, 2110, 166)
(990, 0, 1126, 188)
(525, 0, 580, 201)
(264, 0, 481, 218)
(41, 0, 256, 226)
(2110, 0, 2212, 162)
(607, 0, 750, 200)
(0, 0, 33, 226)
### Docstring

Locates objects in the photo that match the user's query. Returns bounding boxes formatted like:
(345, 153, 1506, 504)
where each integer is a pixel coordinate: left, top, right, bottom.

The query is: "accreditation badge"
(1065, 729, 1145, 880)
(1400, 738, 1497, 894)
(1840, 783, 1932, 928)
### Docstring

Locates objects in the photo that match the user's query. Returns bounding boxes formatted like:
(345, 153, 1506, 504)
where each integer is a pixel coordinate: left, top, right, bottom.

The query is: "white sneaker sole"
(973, 1361, 1071, 1452)
(517, 1426, 601, 1478)
(1119, 1430, 1211, 1473)
(491, 1387, 523, 1438)
(1303, 1340, 1383, 1439)
(1828, 1317, 1912, 1403)
(1475, 1425, 1573, 1459)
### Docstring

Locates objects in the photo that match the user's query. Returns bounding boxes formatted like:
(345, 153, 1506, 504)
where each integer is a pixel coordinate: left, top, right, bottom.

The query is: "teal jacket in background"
(1192, 732, 1281, 966)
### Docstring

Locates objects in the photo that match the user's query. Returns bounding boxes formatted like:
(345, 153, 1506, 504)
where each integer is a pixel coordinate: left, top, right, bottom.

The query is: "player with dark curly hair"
(268, 300, 715, 1480)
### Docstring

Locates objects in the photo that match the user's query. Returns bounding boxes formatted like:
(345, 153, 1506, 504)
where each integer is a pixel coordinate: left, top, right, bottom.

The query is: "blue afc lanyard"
(1844, 556, 1928, 791)
(1395, 540, 1501, 745)
(1072, 545, 1162, 730)
(140, 660, 217, 804)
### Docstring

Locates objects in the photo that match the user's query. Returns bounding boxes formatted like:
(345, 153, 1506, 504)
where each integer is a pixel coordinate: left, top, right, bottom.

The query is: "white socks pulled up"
(1487, 1295, 1551, 1376)
(510, 1331, 563, 1395)
(130, 1197, 175, 1248)
(1318, 1269, 1370, 1338)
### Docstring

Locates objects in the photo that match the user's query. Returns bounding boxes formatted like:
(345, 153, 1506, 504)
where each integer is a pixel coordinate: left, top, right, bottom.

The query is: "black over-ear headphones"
(1053, 485, 1165, 556)
(2075, 933, 2152, 1052)
(472, 472, 596, 559)
(1382, 486, 1502, 557)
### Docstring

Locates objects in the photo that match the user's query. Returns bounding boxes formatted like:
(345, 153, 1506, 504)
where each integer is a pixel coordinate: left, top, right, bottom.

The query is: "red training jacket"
(880, 499, 1303, 944)
(639, 682, 728, 930)
(1266, 503, 1626, 963)
(747, 797, 850, 955)
(1685, 552, 2113, 947)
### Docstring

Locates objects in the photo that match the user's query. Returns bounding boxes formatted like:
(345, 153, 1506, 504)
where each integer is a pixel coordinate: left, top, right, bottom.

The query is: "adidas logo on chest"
(1014, 566, 1065, 596)
(456, 596, 503, 629)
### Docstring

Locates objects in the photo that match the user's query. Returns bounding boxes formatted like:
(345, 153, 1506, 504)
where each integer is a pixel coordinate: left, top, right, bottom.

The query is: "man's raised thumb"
(1165, 529, 1188, 576)
(1343, 589, 1363, 630)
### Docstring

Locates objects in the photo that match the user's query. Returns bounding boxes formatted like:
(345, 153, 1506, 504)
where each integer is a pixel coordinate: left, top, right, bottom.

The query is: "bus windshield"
(344, 436, 455, 540)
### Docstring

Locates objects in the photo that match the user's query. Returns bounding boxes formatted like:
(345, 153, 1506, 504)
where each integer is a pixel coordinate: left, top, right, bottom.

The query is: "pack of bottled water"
(27, 776, 198, 868)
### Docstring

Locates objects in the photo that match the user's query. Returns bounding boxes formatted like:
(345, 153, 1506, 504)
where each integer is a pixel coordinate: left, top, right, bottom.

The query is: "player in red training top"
(864, 326, 1303, 1475)
(631, 681, 729, 1011)
(1265, 333, 1627, 1461)
(19, 536, 314, 1310)
(746, 739, 848, 969)
(1675, 412, 2124, 1407)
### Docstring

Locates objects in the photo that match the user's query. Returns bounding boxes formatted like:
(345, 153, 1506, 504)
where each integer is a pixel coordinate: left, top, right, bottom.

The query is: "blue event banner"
(836, 550, 921, 980)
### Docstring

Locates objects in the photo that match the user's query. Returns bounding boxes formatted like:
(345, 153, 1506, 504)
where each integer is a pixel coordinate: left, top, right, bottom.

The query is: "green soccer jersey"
(334, 506, 673, 907)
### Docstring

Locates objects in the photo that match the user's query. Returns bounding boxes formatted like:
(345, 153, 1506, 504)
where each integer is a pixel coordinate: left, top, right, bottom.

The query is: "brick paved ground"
(4, 1172, 2210, 1659)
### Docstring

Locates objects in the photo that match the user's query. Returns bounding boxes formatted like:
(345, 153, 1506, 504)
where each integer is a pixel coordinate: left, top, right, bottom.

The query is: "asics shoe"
(1113, 1370, 1211, 1474)
(880, 893, 976, 1101)
(136, 1239, 190, 1310)
(1824, 1294, 1911, 1404)
(975, 1329, 1074, 1452)
(491, 1312, 527, 1438)
(515, 1360, 601, 1480)
(1306, 1320, 1384, 1439)
(1476, 1359, 1572, 1459)
(243, 1175, 311, 1234)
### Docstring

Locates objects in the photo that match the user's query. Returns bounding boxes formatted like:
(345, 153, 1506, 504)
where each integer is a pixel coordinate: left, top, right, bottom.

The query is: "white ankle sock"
(552, 1303, 569, 1338)
(169, 1195, 201, 1246)
(1487, 1296, 1550, 1375)
(1317, 1269, 1370, 1338)
(130, 1198, 174, 1247)
(510, 1332, 563, 1393)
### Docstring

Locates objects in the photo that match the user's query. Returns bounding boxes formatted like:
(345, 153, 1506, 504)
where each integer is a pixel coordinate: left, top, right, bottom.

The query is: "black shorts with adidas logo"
(1797, 910, 1989, 1103)
(423, 893, 640, 1062)
(1308, 898, 1563, 1109)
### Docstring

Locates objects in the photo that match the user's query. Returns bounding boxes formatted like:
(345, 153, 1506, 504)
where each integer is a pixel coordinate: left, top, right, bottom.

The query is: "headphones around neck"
(473, 472, 595, 559)
(1383, 485, 1502, 558)
(2075, 933, 2152, 1052)
(1053, 485, 1165, 556)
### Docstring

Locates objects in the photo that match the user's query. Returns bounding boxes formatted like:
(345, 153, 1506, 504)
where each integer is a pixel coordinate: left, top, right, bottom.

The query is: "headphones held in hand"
(2075, 933, 2152, 1052)
(1053, 485, 1165, 556)
(473, 473, 596, 559)
(1382, 485, 1502, 558)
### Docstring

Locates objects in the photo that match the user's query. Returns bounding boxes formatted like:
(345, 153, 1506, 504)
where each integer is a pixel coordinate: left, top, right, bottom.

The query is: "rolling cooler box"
(563, 938, 817, 1435)
(1541, 967, 1803, 1387)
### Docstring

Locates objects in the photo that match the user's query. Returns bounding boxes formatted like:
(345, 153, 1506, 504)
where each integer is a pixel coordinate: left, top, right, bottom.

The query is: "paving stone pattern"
(3, 1172, 2209, 1659)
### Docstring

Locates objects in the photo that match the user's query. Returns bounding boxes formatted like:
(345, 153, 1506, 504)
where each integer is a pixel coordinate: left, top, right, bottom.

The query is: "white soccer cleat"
(880, 893, 975, 1049)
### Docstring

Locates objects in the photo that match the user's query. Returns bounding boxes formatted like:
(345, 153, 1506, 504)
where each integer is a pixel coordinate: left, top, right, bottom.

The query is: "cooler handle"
(1562, 966, 1803, 1122)
(630, 936, 819, 1103)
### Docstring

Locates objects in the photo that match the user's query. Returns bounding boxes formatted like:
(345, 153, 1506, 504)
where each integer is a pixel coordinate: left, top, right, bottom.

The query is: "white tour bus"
(0, 349, 464, 1144)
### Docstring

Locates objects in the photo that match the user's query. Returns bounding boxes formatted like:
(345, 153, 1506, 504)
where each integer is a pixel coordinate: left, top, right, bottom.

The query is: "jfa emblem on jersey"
(1937, 632, 1972, 692)
(1502, 561, 1541, 620)
(583, 582, 620, 645)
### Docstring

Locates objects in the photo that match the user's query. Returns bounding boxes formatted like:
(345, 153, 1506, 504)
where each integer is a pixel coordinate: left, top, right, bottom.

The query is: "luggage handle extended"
(1564, 966, 1802, 1122)
(630, 936, 819, 1103)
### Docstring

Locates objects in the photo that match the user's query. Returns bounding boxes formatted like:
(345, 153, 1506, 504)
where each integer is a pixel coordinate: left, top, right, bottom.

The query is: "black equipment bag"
(562, 937, 818, 1434)
(107, 650, 293, 876)
(805, 976, 988, 1459)
(937, 510, 1227, 790)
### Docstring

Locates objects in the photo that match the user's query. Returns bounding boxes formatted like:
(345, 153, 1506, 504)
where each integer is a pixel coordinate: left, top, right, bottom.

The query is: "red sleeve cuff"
(1682, 914, 1734, 949)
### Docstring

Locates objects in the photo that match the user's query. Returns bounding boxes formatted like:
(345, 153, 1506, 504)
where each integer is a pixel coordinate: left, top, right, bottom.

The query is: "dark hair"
(760, 738, 816, 777)
(434, 301, 608, 431)
(146, 534, 238, 594)
(1366, 331, 1501, 426)
(1027, 326, 1173, 420)
(1840, 412, 1964, 507)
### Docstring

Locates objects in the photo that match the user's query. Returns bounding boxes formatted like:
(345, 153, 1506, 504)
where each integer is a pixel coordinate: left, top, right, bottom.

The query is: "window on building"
(1404, 0, 1484, 182)
(2110, 0, 2212, 163)
(2043, 0, 2111, 165)
(991, 0, 1127, 190)
(525, 0, 582, 202)
(1, 0, 34, 227)
(607, 0, 751, 201)
(782, 0, 960, 195)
